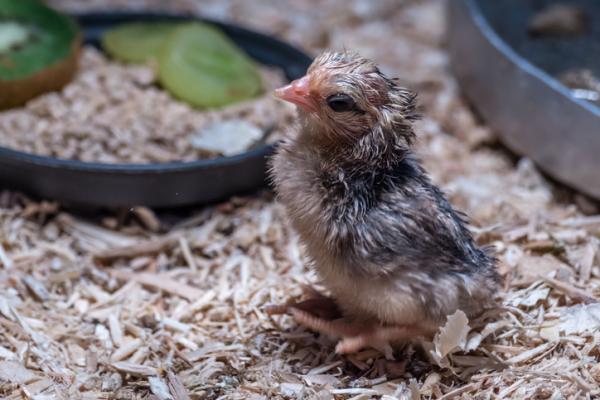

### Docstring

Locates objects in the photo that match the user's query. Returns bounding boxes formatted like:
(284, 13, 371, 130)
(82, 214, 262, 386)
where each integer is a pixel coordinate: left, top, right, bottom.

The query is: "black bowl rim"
(0, 11, 307, 174)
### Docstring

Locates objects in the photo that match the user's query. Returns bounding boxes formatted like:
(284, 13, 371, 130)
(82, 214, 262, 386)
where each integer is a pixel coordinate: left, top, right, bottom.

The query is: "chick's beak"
(274, 75, 316, 112)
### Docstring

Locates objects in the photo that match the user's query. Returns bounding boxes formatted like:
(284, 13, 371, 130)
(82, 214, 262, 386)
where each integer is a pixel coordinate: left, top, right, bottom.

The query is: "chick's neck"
(299, 119, 416, 191)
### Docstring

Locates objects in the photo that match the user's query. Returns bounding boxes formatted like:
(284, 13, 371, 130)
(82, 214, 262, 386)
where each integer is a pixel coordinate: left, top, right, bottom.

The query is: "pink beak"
(274, 75, 316, 112)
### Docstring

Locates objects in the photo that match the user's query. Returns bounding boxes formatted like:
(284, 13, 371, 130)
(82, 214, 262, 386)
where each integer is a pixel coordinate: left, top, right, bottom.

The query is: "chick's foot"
(289, 308, 426, 358)
(265, 289, 427, 357)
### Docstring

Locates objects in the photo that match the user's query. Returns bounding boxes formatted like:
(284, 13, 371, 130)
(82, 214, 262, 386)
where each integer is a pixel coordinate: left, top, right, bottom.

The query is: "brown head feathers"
(304, 51, 418, 145)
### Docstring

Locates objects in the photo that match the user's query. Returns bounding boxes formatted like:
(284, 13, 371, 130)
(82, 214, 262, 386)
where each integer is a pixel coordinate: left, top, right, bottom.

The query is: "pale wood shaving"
(95, 233, 182, 259)
(112, 361, 157, 376)
(0, 361, 40, 384)
(167, 370, 191, 400)
(0, 244, 13, 269)
(108, 270, 203, 301)
(149, 376, 174, 400)
(111, 338, 143, 362)
(0, 0, 598, 398)
(544, 277, 598, 304)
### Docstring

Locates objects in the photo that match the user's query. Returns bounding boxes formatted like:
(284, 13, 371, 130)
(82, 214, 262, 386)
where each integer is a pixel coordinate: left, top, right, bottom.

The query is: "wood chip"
(132, 207, 161, 232)
(559, 303, 600, 334)
(0, 244, 12, 269)
(0, 346, 16, 360)
(178, 237, 198, 272)
(432, 310, 470, 360)
(95, 234, 181, 259)
(544, 277, 598, 304)
(22, 276, 50, 302)
(505, 343, 554, 365)
(149, 376, 174, 400)
(57, 214, 138, 247)
(307, 361, 343, 375)
(517, 254, 570, 283)
(438, 383, 478, 400)
(112, 361, 157, 377)
(167, 370, 191, 400)
(0, 361, 40, 384)
(111, 338, 143, 362)
(576, 239, 597, 282)
(108, 270, 203, 301)
(108, 313, 124, 347)
(330, 388, 378, 395)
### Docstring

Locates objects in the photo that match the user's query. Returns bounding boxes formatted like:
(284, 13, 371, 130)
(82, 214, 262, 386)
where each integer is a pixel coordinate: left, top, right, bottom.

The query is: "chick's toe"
(290, 307, 429, 357)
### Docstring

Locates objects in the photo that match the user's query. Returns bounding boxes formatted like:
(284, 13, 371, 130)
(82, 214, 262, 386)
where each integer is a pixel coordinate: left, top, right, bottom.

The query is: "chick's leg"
(265, 285, 343, 320)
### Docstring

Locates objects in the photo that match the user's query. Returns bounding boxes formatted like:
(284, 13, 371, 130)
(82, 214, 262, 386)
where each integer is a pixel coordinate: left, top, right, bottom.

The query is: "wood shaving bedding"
(0, 0, 599, 398)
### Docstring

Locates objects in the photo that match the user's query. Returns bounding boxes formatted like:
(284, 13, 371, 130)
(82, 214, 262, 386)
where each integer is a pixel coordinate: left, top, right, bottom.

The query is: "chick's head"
(275, 51, 418, 146)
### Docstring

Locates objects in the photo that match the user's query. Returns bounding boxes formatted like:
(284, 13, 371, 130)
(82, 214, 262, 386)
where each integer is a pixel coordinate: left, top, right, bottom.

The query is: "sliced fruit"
(157, 22, 262, 108)
(0, 0, 80, 110)
(0, 21, 30, 52)
(101, 22, 178, 64)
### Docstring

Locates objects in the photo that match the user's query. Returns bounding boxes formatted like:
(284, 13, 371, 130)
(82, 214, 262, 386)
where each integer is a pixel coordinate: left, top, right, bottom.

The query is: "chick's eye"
(326, 93, 358, 112)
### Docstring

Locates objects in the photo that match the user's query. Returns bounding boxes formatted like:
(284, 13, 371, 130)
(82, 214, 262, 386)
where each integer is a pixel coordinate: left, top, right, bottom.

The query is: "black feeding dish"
(0, 13, 312, 208)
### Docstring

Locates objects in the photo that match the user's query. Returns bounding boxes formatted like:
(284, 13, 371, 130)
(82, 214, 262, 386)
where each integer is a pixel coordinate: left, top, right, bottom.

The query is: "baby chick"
(269, 51, 500, 355)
